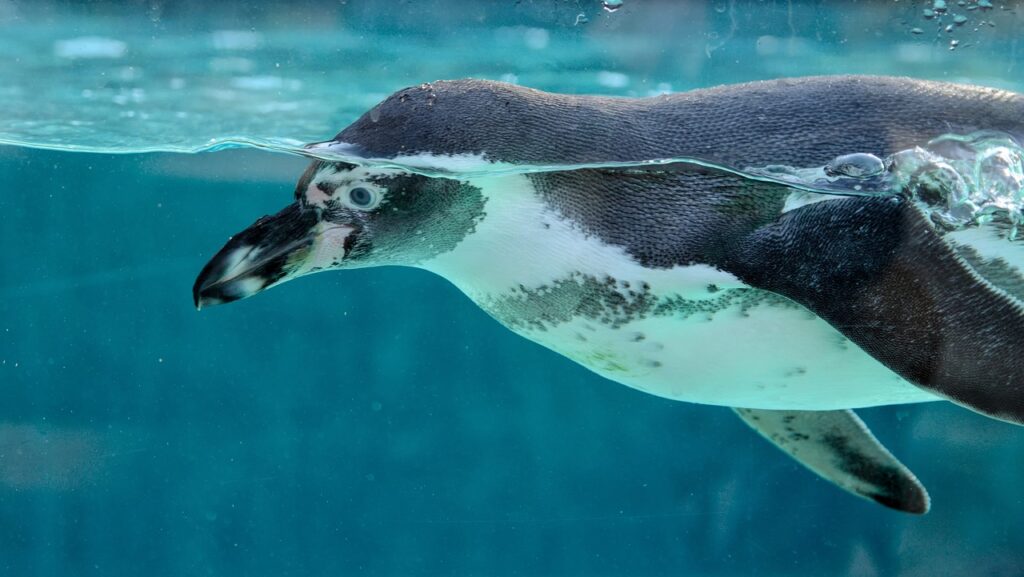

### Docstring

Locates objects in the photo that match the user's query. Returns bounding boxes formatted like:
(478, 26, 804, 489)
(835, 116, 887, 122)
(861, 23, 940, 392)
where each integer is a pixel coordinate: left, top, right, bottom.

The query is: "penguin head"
(192, 159, 485, 309)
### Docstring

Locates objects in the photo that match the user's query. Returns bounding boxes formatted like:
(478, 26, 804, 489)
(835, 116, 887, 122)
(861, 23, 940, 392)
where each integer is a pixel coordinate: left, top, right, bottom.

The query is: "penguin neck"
(416, 173, 574, 299)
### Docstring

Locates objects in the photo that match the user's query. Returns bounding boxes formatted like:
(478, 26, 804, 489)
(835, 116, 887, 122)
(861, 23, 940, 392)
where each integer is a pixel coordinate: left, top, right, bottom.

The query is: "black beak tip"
(192, 259, 218, 311)
(192, 282, 203, 311)
(191, 255, 264, 311)
(192, 272, 237, 311)
(191, 202, 318, 311)
(192, 258, 235, 311)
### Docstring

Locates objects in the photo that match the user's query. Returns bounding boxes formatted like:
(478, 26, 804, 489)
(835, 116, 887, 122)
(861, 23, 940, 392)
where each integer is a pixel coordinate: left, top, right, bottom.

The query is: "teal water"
(3, 1, 1024, 576)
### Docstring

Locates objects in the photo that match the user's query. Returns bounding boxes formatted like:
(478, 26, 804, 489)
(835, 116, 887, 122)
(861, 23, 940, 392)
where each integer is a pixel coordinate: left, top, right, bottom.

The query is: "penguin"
(193, 75, 1024, 514)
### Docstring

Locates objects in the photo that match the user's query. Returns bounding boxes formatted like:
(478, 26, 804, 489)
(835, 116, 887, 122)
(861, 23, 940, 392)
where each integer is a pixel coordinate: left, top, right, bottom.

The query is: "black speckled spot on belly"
(481, 272, 800, 332)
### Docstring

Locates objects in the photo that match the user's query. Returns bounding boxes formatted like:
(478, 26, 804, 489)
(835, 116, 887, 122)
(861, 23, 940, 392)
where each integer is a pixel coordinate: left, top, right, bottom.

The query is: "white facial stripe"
(387, 152, 517, 174)
(305, 165, 406, 209)
(309, 142, 518, 175)
(305, 183, 332, 207)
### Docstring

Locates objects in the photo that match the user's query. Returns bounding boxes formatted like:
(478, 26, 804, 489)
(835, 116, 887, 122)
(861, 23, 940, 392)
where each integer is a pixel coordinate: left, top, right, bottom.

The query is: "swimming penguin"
(193, 75, 1024, 514)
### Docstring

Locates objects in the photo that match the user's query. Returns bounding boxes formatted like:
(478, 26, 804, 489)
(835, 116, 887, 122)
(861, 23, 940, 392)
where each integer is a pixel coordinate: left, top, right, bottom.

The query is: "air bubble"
(602, 0, 624, 12)
(910, 162, 969, 209)
(824, 153, 886, 178)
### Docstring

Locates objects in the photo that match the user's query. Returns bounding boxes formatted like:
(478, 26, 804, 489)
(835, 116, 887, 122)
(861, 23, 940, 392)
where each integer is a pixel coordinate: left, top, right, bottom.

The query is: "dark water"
(3, 1, 1024, 576)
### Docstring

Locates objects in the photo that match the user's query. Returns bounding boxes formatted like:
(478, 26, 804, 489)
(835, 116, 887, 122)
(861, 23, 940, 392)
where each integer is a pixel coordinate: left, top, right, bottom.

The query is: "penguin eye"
(347, 186, 377, 209)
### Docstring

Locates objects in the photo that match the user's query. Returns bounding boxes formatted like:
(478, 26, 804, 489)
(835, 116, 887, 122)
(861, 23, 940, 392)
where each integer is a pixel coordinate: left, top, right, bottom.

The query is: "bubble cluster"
(746, 131, 1024, 240)
(912, 0, 997, 50)
(893, 132, 1024, 238)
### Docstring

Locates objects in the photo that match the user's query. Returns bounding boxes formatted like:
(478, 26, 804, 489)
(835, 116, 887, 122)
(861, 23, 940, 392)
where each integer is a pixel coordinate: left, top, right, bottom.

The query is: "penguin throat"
(416, 174, 594, 296)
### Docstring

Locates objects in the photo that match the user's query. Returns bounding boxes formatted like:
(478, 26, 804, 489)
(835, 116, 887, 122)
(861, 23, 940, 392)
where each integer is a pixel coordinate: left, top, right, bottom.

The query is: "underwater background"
(2, 1, 1024, 575)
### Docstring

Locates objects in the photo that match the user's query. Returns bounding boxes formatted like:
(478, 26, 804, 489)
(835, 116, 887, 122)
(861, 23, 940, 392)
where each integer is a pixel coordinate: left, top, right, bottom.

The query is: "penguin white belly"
(515, 299, 937, 410)
(420, 174, 939, 410)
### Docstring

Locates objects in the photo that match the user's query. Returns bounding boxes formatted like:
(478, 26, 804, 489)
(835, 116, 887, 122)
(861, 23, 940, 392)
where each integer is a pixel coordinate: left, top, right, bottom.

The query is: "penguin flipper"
(734, 408, 929, 513)
(723, 196, 1024, 425)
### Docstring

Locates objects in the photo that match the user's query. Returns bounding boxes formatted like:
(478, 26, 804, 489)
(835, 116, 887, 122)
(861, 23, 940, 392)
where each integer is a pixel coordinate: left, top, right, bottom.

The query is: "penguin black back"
(334, 75, 1024, 168)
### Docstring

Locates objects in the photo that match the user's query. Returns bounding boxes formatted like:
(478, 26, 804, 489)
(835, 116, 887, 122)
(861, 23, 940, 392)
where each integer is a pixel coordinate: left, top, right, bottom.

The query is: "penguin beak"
(192, 202, 355, 310)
